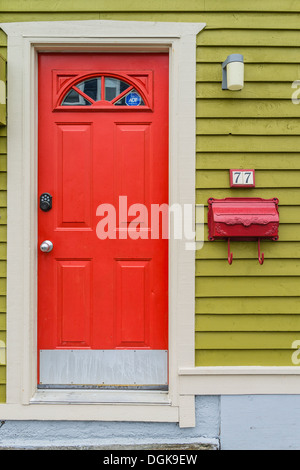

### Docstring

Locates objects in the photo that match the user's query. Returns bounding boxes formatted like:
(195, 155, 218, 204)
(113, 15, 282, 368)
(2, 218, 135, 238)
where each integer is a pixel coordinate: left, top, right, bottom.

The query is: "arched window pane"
(61, 76, 145, 106)
(61, 89, 92, 106)
(77, 77, 101, 101)
(105, 78, 130, 101)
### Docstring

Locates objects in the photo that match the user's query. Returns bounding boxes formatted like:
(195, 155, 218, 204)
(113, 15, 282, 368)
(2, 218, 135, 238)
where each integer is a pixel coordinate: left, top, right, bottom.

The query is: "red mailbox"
(207, 197, 279, 264)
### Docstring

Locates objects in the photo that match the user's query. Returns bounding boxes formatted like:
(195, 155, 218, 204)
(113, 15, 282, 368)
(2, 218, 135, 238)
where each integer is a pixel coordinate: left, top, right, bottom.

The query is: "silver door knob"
(40, 240, 53, 253)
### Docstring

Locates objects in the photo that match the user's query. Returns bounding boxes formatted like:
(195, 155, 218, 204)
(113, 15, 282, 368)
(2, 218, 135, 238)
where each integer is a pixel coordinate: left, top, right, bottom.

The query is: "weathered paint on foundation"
(0, 396, 220, 449)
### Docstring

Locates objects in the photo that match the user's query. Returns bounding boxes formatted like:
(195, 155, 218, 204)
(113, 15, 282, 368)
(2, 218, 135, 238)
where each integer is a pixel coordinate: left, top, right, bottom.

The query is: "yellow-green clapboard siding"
(1, 1, 300, 402)
(194, 5, 300, 365)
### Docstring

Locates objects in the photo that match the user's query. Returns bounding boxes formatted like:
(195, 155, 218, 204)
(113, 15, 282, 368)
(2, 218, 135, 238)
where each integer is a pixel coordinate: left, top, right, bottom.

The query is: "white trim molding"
(179, 367, 300, 395)
(0, 19, 205, 426)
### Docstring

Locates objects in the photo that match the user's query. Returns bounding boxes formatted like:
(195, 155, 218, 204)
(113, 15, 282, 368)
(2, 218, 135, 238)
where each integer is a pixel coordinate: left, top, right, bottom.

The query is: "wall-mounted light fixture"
(222, 54, 244, 91)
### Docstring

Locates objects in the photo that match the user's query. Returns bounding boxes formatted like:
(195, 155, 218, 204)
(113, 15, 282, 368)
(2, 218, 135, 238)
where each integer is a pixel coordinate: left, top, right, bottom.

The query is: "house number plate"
(230, 169, 255, 188)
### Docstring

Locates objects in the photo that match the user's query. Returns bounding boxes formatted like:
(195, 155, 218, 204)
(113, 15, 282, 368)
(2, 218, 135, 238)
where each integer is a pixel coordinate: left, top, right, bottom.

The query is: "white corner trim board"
(0, 19, 205, 426)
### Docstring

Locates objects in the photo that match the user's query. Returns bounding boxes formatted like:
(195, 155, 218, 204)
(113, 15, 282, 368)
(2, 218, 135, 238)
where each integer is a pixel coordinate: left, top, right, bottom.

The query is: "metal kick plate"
(39, 349, 168, 386)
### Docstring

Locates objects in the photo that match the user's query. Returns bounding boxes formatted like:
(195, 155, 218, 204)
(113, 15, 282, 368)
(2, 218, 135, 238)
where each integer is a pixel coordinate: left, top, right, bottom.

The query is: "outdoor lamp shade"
(222, 54, 244, 90)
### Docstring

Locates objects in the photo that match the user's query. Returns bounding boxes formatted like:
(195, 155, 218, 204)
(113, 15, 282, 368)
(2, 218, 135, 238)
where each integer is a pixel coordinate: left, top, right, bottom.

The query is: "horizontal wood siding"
(1, 2, 300, 403)
(195, 8, 300, 366)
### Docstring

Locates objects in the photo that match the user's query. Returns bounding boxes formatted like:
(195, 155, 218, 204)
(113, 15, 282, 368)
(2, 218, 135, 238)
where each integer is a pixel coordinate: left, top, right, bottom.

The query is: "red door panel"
(38, 53, 169, 387)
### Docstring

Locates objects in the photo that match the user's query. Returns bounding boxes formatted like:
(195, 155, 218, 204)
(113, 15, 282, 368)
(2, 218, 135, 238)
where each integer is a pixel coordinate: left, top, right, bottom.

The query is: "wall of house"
(0, 396, 220, 449)
(195, 4, 300, 367)
(0, 0, 300, 450)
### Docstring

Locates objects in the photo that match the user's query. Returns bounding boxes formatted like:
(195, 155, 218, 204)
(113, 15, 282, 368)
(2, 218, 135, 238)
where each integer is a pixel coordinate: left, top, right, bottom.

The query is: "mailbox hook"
(258, 238, 264, 265)
(228, 238, 233, 265)
(227, 238, 264, 265)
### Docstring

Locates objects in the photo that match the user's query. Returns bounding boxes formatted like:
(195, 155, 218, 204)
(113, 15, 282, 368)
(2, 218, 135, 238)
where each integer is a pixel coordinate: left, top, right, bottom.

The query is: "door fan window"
(61, 76, 145, 106)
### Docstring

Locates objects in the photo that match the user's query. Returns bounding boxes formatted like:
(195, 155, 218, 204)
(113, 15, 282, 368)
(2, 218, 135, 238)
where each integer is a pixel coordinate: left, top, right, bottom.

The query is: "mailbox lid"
(208, 197, 279, 240)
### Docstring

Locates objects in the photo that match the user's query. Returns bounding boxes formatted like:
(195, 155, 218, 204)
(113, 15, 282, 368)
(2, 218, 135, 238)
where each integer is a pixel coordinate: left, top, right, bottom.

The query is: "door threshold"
(31, 388, 171, 404)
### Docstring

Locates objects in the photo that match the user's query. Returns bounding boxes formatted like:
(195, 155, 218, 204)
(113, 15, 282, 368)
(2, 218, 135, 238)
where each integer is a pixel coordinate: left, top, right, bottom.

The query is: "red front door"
(37, 53, 169, 388)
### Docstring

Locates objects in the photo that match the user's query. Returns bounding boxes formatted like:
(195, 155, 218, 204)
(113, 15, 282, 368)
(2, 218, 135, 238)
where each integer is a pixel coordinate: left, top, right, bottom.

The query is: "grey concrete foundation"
(0, 396, 220, 450)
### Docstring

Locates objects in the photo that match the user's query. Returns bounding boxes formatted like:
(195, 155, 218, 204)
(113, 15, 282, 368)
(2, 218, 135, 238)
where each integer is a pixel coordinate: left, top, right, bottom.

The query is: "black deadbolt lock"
(40, 193, 52, 212)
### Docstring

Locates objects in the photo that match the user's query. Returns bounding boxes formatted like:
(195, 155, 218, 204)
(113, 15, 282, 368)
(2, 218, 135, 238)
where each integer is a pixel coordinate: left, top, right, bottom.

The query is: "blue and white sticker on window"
(125, 91, 143, 106)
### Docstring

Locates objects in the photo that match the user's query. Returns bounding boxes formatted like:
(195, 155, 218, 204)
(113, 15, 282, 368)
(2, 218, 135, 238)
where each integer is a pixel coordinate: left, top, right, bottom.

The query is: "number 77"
(230, 169, 255, 187)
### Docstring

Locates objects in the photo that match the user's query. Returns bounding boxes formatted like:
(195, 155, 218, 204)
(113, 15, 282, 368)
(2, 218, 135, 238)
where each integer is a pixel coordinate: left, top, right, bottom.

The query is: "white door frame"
(0, 20, 205, 426)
